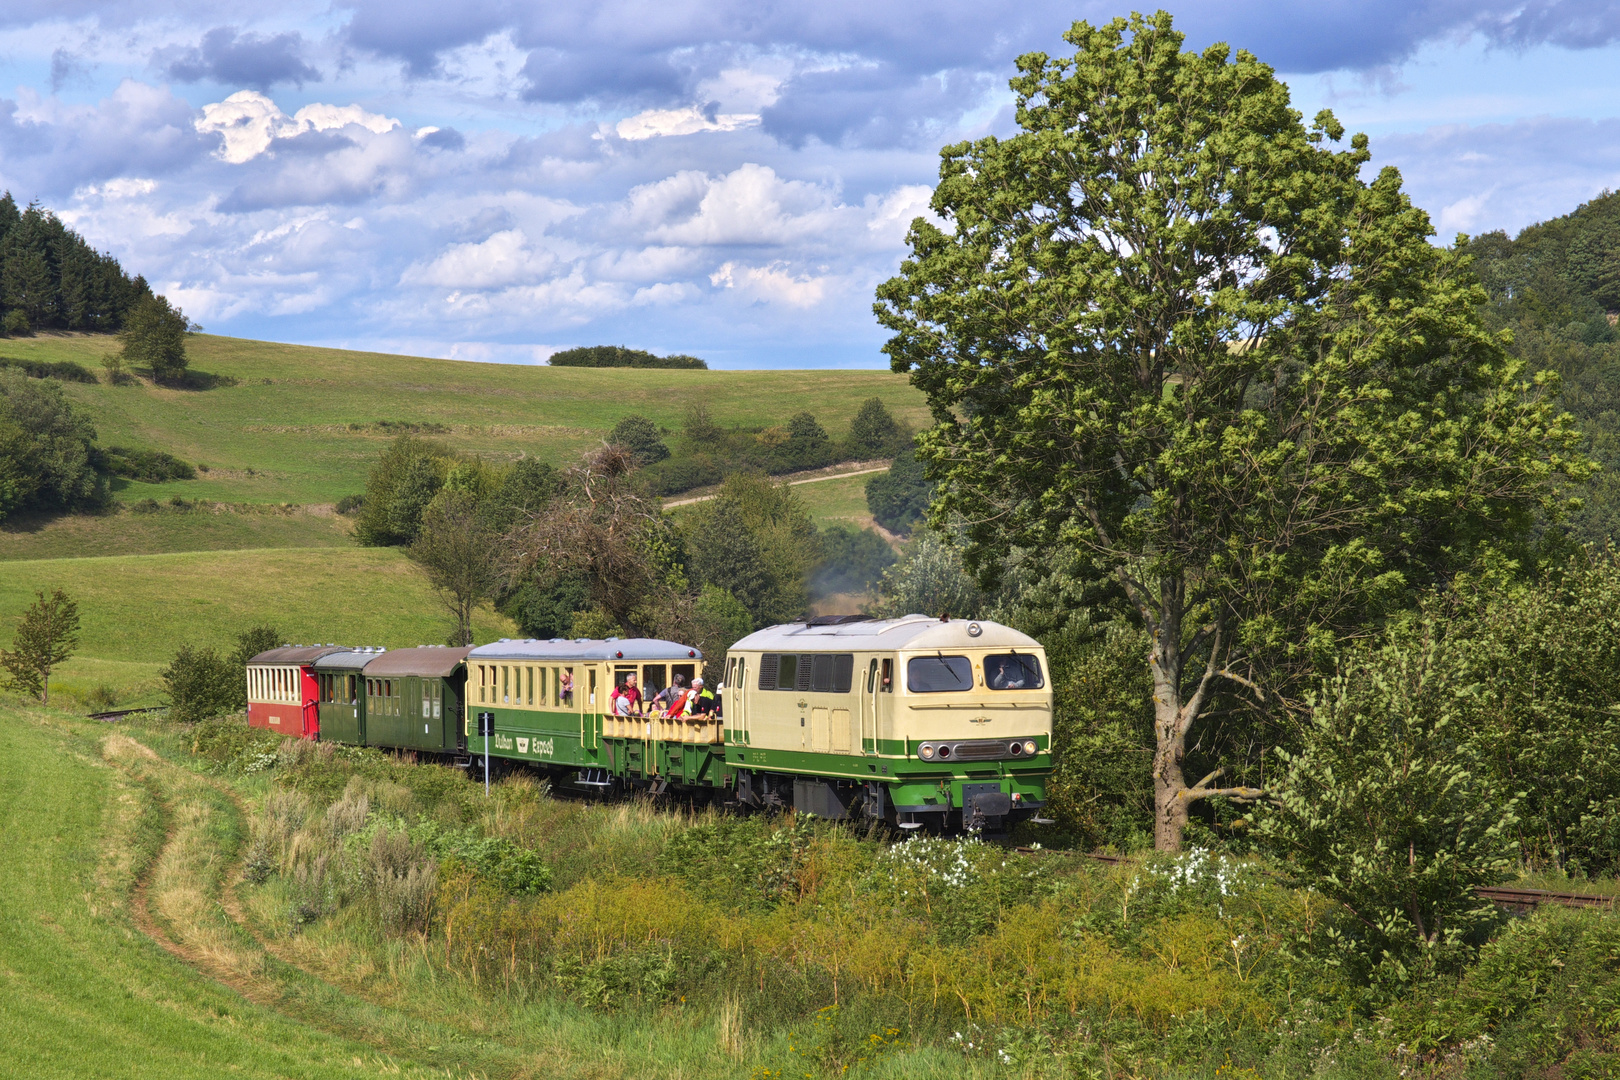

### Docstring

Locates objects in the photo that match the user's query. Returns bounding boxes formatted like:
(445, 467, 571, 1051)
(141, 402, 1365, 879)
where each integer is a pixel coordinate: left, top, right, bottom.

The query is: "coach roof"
(248, 645, 351, 665)
(729, 615, 1041, 653)
(467, 637, 701, 662)
(313, 649, 378, 671)
(362, 645, 475, 678)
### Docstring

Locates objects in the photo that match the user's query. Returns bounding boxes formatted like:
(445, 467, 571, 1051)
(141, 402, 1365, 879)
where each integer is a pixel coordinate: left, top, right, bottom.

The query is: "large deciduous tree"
(875, 12, 1588, 849)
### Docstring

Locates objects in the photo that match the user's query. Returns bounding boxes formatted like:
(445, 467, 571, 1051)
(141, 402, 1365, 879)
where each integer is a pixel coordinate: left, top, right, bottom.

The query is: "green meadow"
(0, 332, 921, 506)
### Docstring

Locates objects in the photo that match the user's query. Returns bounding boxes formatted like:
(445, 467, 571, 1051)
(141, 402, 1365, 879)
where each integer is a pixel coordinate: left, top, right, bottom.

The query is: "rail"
(1014, 849, 1617, 913)
(87, 707, 161, 722)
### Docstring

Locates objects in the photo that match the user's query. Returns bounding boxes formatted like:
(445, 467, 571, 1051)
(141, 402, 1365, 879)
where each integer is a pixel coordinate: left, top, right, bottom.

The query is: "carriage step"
(575, 768, 612, 788)
(648, 777, 669, 796)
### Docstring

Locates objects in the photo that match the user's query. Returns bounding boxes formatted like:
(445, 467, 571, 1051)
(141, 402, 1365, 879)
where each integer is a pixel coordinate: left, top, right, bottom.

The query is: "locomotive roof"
(729, 615, 1042, 653)
(248, 645, 351, 665)
(467, 637, 701, 661)
(361, 645, 475, 678)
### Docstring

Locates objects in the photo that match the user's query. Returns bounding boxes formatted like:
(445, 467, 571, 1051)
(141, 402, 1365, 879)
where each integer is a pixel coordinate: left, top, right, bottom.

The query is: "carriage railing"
(601, 713, 722, 744)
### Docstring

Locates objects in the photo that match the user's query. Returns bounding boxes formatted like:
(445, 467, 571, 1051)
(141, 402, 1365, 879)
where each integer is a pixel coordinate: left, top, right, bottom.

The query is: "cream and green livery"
(722, 614, 1052, 829)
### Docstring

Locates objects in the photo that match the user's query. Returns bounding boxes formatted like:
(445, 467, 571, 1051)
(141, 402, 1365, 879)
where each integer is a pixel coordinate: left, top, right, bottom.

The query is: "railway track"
(1015, 848, 1618, 913)
(87, 707, 160, 722)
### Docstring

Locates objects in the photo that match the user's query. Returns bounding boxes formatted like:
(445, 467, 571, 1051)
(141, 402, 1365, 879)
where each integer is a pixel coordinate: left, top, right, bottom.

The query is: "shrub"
(160, 643, 239, 722)
(770, 411, 834, 473)
(607, 414, 670, 466)
(334, 493, 364, 514)
(865, 449, 932, 534)
(95, 445, 197, 482)
(1256, 628, 1517, 987)
(2, 309, 29, 335)
(845, 397, 908, 458)
(0, 356, 97, 382)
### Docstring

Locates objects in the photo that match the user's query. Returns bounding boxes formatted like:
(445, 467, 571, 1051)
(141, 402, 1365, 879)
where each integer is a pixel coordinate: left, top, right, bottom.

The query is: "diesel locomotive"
(245, 613, 1053, 830)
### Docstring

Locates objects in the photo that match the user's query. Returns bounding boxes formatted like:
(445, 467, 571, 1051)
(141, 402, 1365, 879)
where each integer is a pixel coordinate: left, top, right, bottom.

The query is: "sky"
(4, 3, 1620, 369)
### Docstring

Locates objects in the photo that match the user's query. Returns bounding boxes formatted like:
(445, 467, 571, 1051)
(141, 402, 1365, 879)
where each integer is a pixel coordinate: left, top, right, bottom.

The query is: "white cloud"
(195, 90, 400, 164)
(401, 229, 557, 289)
(710, 260, 827, 307)
(613, 105, 760, 140)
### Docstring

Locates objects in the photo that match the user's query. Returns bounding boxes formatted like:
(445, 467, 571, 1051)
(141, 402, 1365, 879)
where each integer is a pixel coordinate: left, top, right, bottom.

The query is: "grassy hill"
(0, 333, 922, 507)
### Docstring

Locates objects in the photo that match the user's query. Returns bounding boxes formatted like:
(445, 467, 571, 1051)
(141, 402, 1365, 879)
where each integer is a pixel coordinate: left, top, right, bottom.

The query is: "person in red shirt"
(611, 673, 643, 716)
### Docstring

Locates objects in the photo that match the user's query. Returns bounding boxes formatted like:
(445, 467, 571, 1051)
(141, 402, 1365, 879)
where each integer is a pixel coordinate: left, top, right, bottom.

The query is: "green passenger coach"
(357, 646, 473, 753)
(464, 637, 705, 785)
(313, 648, 378, 745)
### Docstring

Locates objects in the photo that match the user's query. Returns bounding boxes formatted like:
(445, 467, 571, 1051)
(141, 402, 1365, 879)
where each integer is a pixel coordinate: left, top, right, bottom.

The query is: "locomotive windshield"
(985, 653, 1043, 690)
(907, 655, 973, 692)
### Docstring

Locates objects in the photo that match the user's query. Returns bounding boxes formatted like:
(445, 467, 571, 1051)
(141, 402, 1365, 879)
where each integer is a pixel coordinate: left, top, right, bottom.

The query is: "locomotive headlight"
(1023, 740, 1038, 756)
(919, 743, 936, 760)
(1008, 741, 1023, 756)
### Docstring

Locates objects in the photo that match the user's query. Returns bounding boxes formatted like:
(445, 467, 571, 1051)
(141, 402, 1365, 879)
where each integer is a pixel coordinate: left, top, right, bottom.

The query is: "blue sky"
(3, 2, 1620, 369)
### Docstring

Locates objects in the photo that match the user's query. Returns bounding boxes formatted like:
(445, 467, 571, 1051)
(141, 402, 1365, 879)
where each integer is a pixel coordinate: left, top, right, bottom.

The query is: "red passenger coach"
(246, 645, 349, 738)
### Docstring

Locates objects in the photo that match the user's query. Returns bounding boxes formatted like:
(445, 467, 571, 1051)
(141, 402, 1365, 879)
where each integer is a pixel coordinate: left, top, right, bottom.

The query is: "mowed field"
(0, 333, 923, 506)
(0, 546, 518, 706)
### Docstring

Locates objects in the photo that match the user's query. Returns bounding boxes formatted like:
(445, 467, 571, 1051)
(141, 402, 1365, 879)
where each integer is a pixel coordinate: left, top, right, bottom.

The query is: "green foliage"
(811, 524, 896, 597)
(225, 625, 281, 711)
(0, 355, 97, 383)
(607, 414, 670, 466)
(160, 643, 240, 723)
(876, 10, 1587, 849)
(410, 489, 501, 646)
(548, 345, 707, 369)
(1256, 627, 1517, 986)
(683, 473, 819, 627)
(503, 572, 590, 640)
(691, 584, 753, 680)
(96, 445, 196, 482)
(845, 396, 909, 458)
(0, 586, 80, 703)
(770, 411, 834, 472)
(0, 368, 106, 518)
(0, 194, 149, 333)
(119, 293, 189, 383)
(352, 435, 450, 546)
(657, 814, 820, 911)
(864, 449, 931, 534)
(404, 818, 553, 895)
(1384, 907, 1620, 1077)
(1416, 551, 1620, 875)
(872, 530, 984, 618)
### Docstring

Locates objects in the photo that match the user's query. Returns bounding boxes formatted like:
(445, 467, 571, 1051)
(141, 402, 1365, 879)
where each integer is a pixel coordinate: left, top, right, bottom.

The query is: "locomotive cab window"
(907, 655, 973, 692)
(985, 653, 1044, 690)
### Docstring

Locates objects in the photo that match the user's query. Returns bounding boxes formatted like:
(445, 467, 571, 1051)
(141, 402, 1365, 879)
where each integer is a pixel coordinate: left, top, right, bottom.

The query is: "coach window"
(500, 666, 508, 705)
(588, 667, 597, 706)
(642, 664, 667, 697)
(433, 684, 442, 719)
(906, 655, 973, 692)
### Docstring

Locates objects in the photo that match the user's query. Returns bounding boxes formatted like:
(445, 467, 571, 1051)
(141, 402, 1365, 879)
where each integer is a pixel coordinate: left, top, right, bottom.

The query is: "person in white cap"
(687, 676, 716, 717)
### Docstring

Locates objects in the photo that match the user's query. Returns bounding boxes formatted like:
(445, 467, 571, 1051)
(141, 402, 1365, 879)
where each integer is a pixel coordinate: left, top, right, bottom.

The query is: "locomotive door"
(861, 659, 879, 754)
(733, 658, 747, 743)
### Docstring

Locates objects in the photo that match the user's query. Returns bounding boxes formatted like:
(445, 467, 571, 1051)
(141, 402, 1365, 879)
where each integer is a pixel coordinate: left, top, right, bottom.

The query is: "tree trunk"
(1153, 724, 1189, 851)
(1147, 579, 1192, 852)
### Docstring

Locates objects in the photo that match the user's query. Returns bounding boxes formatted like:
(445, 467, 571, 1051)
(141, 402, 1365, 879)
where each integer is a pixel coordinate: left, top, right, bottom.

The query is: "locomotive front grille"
(916, 738, 1041, 762)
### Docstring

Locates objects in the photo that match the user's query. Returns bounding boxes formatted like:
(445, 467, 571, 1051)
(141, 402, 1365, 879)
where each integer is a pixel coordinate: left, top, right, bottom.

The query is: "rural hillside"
(0, 332, 922, 706)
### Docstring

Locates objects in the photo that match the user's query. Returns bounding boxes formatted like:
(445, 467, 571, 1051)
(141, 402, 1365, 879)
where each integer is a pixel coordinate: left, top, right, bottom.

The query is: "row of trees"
(0, 196, 151, 336)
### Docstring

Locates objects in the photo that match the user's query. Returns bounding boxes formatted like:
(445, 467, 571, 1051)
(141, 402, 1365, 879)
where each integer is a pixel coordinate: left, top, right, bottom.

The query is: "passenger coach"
(246, 645, 350, 738)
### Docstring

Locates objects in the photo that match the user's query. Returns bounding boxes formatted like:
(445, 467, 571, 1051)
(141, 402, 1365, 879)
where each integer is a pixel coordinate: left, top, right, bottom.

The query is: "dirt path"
(662, 459, 891, 508)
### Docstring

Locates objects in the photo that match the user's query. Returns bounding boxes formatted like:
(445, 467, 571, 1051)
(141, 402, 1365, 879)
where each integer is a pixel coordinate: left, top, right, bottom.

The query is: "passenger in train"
(559, 668, 574, 705)
(689, 677, 716, 716)
(650, 673, 686, 713)
(712, 682, 724, 719)
(610, 673, 643, 715)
